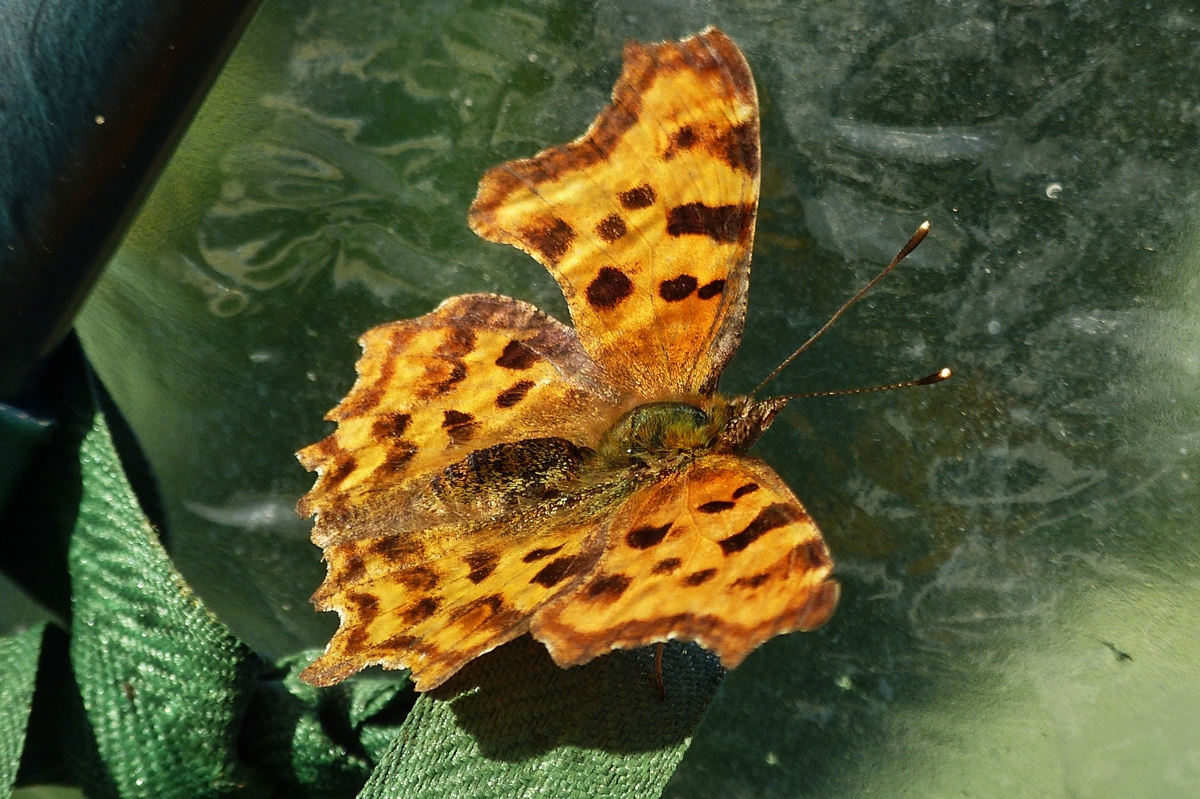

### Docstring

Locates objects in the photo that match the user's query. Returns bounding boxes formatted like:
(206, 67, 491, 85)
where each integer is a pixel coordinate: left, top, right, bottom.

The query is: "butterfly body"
(297, 29, 841, 692)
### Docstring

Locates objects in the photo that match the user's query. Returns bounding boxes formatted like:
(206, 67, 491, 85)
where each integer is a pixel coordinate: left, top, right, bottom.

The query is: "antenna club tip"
(914, 367, 953, 385)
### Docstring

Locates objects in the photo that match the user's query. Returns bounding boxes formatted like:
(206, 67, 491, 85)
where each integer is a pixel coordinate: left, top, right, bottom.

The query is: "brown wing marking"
(296, 293, 620, 548)
(468, 27, 760, 397)
(531, 455, 839, 668)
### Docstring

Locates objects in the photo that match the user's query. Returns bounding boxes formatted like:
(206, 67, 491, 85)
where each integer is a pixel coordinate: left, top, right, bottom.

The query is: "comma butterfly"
(295, 27, 941, 691)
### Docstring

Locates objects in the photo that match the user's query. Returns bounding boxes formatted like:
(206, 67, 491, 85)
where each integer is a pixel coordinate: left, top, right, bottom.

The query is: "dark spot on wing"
(658, 274, 698, 302)
(719, 503, 801, 555)
(664, 124, 699, 159)
(402, 596, 440, 624)
(371, 412, 411, 440)
(344, 626, 370, 653)
(651, 557, 682, 575)
(348, 591, 379, 620)
(425, 361, 468, 397)
(522, 217, 575, 265)
(732, 482, 759, 499)
(460, 593, 519, 631)
(341, 553, 366, 584)
(496, 380, 536, 408)
(595, 214, 627, 242)
(682, 568, 717, 586)
(442, 409, 478, 445)
(523, 545, 564, 563)
(324, 456, 356, 487)
(438, 327, 477, 357)
(626, 523, 671, 549)
(586, 267, 634, 310)
(464, 550, 500, 584)
(733, 571, 772, 589)
(531, 555, 581, 588)
(378, 633, 419, 651)
(697, 279, 726, 300)
(698, 499, 735, 513)
(716, 121, 759, 174)
(666, 202, 754, 244)
(306, 435, 341, 461)
(441, 409, 473, 426)
(792, 539, 831, 571)
(367, 536, 423, 563)
(496, 340, 540, 370)
(585, 573, 631, 601)
(378, 439, 418, 475)
(398, 566, 439, 591)
(619, 183, 656, 209)
(338, 383, 385, 419)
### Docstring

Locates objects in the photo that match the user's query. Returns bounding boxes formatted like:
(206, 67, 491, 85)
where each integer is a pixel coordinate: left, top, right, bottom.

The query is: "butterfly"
(294, 27, 934, 692)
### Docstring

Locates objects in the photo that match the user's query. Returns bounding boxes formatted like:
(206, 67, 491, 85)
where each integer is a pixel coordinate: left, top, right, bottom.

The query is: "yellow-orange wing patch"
(296, 293, 618, 549)
(531, 455, 839, 669)
(300, 472, 614, 691)
(468, 27, 759, 398)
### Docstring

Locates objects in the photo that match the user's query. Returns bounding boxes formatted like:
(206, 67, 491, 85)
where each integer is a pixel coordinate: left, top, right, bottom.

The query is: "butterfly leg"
(654, 642, 666, 700)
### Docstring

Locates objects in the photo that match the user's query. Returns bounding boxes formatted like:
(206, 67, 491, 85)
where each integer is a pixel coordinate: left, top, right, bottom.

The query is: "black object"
(0, 0, 262, 401)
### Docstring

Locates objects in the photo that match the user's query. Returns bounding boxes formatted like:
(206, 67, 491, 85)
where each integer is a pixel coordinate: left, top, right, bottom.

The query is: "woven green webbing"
(68, 408, 260, 798)
(0, 625, 43, 797)
(240, 650, 412, 796)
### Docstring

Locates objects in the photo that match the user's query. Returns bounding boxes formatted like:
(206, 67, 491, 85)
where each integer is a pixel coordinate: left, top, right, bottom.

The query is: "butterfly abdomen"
(429, 437, 588, 510)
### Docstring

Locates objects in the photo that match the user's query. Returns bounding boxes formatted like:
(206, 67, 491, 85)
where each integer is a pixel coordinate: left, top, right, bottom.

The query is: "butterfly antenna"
(778, 367, 952, 402)
(751, 221, 931, 397)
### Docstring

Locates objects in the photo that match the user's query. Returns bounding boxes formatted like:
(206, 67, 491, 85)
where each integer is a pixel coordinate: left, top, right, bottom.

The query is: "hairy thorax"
(589, 394, 788, 474)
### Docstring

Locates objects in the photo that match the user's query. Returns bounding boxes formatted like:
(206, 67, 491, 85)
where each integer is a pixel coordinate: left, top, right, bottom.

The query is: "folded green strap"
(68, 410, 260, 798)
(0, 625, 43, 798)
(241, 650, 412, 796)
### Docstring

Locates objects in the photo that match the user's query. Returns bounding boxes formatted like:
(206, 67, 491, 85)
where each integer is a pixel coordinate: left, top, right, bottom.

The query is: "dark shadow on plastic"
(433, 634, 724, 758)
(0, 341, 91, 623)
(90, 376, 170, 545)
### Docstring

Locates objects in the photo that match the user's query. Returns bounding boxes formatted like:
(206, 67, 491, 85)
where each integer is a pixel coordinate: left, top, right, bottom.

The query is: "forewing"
(296, 293, 619, 547)
(468, 27, 760, 397)
(531, 455, 839, 668)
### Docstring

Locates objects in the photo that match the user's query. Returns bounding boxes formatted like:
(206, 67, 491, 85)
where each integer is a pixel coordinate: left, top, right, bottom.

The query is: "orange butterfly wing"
(295, 294, 626, 688)
(532, 455, 839, 669)
(296, 293, 618, 549)
(300, 472, 611, 691)
(468, 27, 759, 398)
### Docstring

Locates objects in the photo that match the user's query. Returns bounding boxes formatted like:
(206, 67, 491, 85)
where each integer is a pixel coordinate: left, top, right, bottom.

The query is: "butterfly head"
(715, 395, 790, 453)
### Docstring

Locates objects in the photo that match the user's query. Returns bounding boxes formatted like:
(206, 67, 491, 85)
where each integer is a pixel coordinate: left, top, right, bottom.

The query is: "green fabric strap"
(68, 409, 260, 798)
(0, 625, 44, 798)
